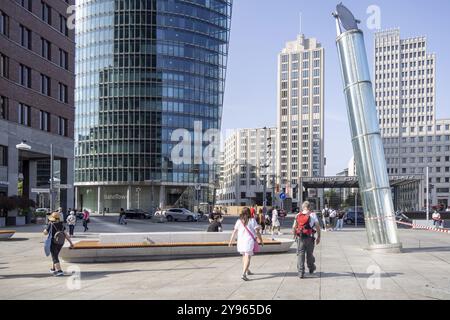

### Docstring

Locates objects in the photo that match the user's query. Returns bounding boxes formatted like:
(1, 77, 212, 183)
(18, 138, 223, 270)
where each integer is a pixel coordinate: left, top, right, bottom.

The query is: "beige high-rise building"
(375, 29, 450, 209)
(217, 127, 277, 207)
(276, 34, 325, 209)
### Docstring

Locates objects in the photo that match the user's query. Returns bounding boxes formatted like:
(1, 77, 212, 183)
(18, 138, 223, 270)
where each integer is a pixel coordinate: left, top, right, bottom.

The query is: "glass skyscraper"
(74, 0, 232, 213)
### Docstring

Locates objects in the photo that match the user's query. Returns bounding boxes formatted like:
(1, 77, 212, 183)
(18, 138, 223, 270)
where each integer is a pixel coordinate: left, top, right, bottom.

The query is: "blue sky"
(221, 0, 450, 175)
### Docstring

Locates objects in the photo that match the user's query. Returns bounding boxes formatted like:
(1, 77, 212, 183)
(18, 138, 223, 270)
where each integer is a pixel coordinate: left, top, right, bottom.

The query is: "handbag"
(242, 221, 260, 254)
(44, 224, 53, 257)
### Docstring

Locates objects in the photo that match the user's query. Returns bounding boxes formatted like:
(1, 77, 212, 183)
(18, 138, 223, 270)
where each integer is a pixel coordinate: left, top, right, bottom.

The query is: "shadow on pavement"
(249, 271, 403, 281)
(0, 266, 215, 281)
(0, 238, 29, 242)
(401, 246, 450, 253)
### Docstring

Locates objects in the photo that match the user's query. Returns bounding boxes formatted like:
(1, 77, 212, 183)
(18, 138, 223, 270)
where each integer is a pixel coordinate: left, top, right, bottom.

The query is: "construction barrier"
(396, 220, 450, 234)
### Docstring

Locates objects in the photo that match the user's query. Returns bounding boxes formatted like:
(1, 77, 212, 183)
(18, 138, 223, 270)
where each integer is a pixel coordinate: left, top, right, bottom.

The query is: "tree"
(0, 195, 17, 217)
(344, 192, 362, 208)
(324, 189, 341, 209)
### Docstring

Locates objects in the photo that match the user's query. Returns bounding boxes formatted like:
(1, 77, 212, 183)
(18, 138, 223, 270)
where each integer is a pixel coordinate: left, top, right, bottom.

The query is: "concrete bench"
(60, 232, 295, 263)
(0, 230, 16, 239)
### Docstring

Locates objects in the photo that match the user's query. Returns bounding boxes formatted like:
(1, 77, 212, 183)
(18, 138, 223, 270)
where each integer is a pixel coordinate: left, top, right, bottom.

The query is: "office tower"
(277, 34, 325, 209)
(75, 0, 232, 212)
(0, 0, 75, 225)
(217, 127, 277, 207)
(375, 29, 450, 209)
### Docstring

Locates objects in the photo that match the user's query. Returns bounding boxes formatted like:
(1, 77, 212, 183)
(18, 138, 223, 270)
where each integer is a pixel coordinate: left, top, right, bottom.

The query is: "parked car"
(344, 210, 365, 225)
(35, 208, 50, 216)
(125, 209, 153, 219)
(163, 208, 199, 222)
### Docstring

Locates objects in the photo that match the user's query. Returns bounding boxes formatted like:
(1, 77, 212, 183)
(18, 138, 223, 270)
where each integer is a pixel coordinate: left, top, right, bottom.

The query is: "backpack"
(52, 224, 66, 245)
(295, 213, 314, 237)
(323, 209, 330, 218)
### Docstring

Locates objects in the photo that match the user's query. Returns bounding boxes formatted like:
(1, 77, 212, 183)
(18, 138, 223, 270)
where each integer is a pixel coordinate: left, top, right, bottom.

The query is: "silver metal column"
(333, 4, 401, 252)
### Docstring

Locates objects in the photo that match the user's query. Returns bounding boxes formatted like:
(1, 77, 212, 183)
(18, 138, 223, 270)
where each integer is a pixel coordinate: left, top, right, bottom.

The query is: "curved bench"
(60, 232, 295, 263)
(0, 230, 16, 239)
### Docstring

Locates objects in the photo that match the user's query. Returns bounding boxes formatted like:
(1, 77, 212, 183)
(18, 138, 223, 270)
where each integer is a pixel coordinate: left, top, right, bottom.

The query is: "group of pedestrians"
(321, 206, 345, 231)
(228, 201, 321, 281)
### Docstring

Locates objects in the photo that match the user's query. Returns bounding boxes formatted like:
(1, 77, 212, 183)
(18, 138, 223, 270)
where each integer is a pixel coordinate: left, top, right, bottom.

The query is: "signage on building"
(104, 194, 126, 200)
(31, 188, 50, 193)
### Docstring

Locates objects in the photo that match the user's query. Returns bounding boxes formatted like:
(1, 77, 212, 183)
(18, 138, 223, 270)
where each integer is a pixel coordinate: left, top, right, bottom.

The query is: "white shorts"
(240, 251, 254, 256)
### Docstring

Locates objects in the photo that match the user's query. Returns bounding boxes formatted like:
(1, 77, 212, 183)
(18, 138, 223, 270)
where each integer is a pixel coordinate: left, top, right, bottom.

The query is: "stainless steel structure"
(333, 4, 402, 252)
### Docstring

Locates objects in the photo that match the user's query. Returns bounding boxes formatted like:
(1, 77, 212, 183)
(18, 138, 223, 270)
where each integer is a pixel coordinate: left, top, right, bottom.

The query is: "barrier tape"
(396, 220, 450, 234)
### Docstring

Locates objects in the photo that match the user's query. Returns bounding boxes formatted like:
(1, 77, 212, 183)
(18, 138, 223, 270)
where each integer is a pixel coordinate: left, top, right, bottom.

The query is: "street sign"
(195, 184, 202, 190)
(279, 192, 287, 200)
(31, 188, 50, 193)
(56, 184, 73, 189)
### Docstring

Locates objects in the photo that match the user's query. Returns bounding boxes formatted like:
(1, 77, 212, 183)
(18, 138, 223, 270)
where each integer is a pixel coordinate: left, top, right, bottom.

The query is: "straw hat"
(48, 212, 61, 222)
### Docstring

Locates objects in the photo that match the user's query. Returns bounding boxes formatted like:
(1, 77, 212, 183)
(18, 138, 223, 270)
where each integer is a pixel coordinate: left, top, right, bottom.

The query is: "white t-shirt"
(330, 210, 337, 218)
(272, 209, 280, 227)
(234, 218, 260, 253)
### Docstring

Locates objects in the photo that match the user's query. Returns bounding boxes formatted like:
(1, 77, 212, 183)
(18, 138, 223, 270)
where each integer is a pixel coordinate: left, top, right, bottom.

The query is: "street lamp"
(16, 141, 55, 211)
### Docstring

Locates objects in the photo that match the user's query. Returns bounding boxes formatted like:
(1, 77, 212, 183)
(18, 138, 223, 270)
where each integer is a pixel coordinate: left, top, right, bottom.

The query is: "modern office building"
(74, 0, 232, 213)
(0, 0, 75, 225)
(217, 127, 277, 207)
(375, 29, 450, 208)
(276, 34, 325, 209)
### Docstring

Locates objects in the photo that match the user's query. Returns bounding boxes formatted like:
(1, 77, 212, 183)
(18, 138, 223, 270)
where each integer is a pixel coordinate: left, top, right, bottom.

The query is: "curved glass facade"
(75, 0, 232, 212)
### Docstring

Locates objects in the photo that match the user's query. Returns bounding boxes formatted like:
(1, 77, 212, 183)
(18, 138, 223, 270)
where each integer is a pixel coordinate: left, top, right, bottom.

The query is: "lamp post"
(16, 141, 55, 211)
(136, 187, 141, 209)
(426, 166, 429, 221)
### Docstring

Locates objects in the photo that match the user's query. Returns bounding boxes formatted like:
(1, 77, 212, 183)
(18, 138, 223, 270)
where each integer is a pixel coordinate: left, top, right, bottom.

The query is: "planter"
(0, 217, 5, 227)
(35, 217, 46, 225)
(15, 216, 26, 226)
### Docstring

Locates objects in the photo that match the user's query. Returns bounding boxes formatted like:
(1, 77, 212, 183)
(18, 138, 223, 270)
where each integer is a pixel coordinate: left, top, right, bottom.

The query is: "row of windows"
(16, 102, 67, 136)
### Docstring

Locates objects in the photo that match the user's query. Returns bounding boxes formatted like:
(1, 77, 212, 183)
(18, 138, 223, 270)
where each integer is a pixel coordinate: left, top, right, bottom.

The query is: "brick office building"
(0, 0, 75, 225)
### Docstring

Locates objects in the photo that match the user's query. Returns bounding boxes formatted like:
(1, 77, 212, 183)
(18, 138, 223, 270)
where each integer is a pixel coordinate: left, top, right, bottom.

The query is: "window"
(39, 110, 50, 131)
(21, 0, 32, 12)
(58, 83, 68, 103)
(20, 25, 32, 49)
(18, 103, 30, 126)
(20, 64, 32, 88)
(0, 11, 9, 36)
(0, 53, 8, 78)
(42, 2, 52, 25)
(41, 38, 51, 60)
(59, 49, 68, 70)
(0, 96, 7, 120)
(40, 74, 51, 96)
(59, 15, 68, 36)
(58, 117, 67, 136)
(0, 145, 7, 166)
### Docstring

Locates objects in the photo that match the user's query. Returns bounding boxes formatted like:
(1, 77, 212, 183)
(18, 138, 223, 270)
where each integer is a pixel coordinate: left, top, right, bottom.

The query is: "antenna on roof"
(299, 12, 303, 35)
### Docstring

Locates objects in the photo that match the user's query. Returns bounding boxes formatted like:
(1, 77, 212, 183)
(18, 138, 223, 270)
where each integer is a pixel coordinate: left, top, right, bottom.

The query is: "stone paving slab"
(1, 223, 450, 300)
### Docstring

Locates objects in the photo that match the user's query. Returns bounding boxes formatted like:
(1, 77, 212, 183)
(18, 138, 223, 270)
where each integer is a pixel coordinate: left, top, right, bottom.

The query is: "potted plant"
(15, 196, 36, 226)
(0, 195, 16, 227)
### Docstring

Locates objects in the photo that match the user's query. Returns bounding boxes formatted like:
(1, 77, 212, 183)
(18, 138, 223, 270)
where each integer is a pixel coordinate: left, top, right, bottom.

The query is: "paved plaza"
(0, 216, 449, 300)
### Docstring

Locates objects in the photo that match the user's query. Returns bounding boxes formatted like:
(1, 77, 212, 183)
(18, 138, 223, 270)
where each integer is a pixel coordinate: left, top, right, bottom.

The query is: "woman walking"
(271, 206, 282, 237)
(43, 212, 74, 276)
(66, 210, 76, 237)
(228, 207, 264, 281)
(256, 208, 266, 234)
(82, 209, 90, 232)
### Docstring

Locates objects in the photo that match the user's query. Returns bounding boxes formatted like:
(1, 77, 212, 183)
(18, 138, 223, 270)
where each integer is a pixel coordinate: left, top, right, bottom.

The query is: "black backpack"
(52, 224, 66, 245)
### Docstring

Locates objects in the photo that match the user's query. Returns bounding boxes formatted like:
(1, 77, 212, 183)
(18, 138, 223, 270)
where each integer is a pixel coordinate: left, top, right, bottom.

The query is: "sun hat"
(48, 212, 61, 222)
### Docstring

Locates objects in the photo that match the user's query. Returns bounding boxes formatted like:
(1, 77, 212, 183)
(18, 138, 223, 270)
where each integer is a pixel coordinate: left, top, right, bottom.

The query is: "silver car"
(163, 208, 199, 222)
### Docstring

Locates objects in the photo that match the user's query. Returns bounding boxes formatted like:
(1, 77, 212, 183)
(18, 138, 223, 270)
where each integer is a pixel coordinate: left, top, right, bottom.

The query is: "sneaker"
(309, 265, 316, 274)
(241, 274, 249, 281)
(299, 272, 305, 279)
(50, 268, 56, 275)
(54, 270, 64, 277)
(246, 270, 253, 276)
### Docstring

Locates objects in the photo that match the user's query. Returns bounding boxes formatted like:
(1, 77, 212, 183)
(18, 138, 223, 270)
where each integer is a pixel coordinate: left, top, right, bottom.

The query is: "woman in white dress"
(271, 207, 282, 237)
(228, 207, 264, 281)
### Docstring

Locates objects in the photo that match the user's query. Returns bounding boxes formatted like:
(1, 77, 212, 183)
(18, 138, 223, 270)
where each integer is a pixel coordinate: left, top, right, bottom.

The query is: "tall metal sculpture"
(333, 3, 402, 252)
